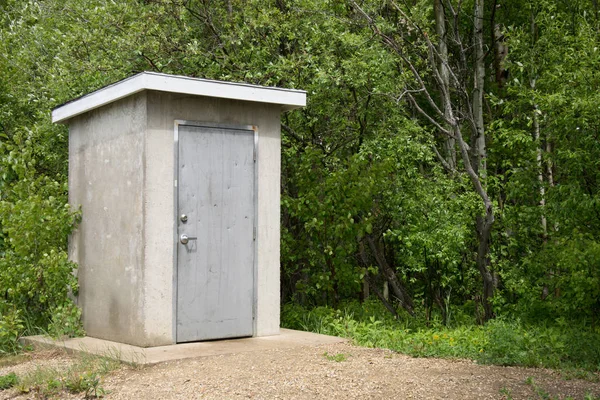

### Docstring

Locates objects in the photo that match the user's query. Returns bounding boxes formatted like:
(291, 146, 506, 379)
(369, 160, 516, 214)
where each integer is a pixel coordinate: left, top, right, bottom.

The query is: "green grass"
(3, 351, 122, 398)
(282, 300, 600, 375)
(323, 352, 348, 362)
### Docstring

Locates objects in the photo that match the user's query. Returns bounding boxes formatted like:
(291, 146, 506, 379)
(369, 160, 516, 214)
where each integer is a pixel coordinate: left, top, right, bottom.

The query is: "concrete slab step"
(21, 329, 347, 365)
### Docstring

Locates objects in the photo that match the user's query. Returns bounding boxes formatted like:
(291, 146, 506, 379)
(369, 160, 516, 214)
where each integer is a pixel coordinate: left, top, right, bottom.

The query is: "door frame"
(172, 120, 258, 343)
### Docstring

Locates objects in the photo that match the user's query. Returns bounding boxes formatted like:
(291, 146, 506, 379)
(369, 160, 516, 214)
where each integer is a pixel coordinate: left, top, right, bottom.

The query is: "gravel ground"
(2, 343, 600, 399)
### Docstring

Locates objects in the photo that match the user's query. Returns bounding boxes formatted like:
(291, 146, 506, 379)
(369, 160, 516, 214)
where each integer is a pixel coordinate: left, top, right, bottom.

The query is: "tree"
(351, 0, 498, 320)
(492, 0, 600, 322)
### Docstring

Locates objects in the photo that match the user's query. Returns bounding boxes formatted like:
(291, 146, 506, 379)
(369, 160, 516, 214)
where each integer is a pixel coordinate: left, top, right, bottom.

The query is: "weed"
(14, 351, 122, 398)
(0, 372, 19, 390)
(323, 352, 348, 362)
(524, 377, 567, 400)
(17, 365, 63, 397)
(64, 371, 105, 398)
(499, 387, 513, 400)
(0, 353, 29, 367)
(478, 319, 600, 372)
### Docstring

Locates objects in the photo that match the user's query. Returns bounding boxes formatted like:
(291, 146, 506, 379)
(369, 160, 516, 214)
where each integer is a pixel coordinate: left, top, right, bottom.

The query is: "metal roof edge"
(52, 72, 307, 124)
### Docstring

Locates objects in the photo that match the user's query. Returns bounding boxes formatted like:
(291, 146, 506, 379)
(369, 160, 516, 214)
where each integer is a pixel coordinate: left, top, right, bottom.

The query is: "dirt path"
(2, 343, 600, 399)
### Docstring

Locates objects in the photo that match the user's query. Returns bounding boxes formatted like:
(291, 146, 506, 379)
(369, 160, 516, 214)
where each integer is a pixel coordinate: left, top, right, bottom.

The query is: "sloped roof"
(52, 72, 307, 123)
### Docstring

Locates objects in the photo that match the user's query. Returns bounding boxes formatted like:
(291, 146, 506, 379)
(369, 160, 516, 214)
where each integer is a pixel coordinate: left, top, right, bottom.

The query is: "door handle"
(180, 234, 198, 244)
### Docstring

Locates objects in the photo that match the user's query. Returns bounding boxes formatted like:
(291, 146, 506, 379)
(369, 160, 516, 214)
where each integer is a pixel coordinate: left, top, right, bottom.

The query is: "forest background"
(0, 0, 599, 373)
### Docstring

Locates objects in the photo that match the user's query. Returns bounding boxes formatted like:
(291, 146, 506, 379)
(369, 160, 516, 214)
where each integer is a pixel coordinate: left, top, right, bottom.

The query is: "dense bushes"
(0, 151, 81, 352)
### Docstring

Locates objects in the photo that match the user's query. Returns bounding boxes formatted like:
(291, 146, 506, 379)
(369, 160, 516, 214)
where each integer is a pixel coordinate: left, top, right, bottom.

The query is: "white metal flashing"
(52, 72, 307, 123)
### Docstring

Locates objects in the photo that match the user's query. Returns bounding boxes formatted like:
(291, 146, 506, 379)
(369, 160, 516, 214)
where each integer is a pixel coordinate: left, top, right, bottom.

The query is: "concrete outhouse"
(52, 72, 306, 347)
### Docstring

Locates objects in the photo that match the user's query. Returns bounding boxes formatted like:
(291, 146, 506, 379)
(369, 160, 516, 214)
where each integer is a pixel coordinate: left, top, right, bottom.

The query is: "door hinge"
(253, 226, 256, 241)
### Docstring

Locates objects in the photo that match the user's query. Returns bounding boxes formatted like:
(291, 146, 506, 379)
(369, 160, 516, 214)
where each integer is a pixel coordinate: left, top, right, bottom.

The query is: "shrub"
(0, 173, 82, 352)
(0, 307, 24, 355)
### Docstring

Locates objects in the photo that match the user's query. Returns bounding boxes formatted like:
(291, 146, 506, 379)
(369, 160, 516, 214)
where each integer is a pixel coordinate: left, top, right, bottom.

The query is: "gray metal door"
(176, 124, 255, 343)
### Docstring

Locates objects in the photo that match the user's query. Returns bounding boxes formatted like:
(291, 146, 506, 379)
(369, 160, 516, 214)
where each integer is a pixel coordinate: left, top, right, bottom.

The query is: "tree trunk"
(362, 276, 370, 301)
(472, 0, 486, 179)
(493, 24, 508, 88)
(532, 90, 548, 238)
(369, 279, 399, 318)
(530, 16, 555, 300)
(472, 0, 495, 321)
(476, 215, 495, 320)
(533, 91, 551, 300)
(434, 0, 456, 169)
(450, 119, 495, 321)
(366, 235, 415, 315)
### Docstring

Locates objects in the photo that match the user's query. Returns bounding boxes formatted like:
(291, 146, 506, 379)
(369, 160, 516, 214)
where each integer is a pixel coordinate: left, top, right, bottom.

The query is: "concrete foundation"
(21, 329, 347, 365)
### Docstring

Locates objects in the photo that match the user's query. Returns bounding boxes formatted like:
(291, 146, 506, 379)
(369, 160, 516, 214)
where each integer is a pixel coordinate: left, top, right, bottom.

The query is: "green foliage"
(47, 301, 85, 339)
(0, 372, 18, 390)
(282, 301, 486, 360)
(490, 0, 600, 324)
(0, 156, 81, 327)
(499, 387, 513, 399)
(283, 302, 600, 372)
(480, 319, 600, 371)
(281, 127, 477, 307)
(0, 306, 24, 355)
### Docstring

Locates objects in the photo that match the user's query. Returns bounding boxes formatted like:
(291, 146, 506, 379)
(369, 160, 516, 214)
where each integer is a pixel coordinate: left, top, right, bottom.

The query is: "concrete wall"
(68, 92, 149, 346)
(146, 91, 282, 339)
(69, 90, 282, 347)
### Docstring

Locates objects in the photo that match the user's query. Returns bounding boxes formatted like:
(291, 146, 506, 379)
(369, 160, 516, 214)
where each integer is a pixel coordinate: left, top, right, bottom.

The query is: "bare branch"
(421, 31, 470, 105)
(432, 144, 456, 173)
(281, 124, 305, 144)
(352, 2, 448, 123)
(454, 125, 493, 217)
(405, 92, 452, 136)
(139, 52, 162, 72)
(365, 235, 415, 316)
(445, 0, 457, 18)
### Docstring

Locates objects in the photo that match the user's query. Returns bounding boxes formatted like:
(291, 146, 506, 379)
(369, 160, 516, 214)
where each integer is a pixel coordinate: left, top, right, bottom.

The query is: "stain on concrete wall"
(69, 92, 147, 345)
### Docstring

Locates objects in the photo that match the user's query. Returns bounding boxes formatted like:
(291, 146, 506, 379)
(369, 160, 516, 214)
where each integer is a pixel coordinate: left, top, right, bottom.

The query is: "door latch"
(180, 234, 197, 244)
